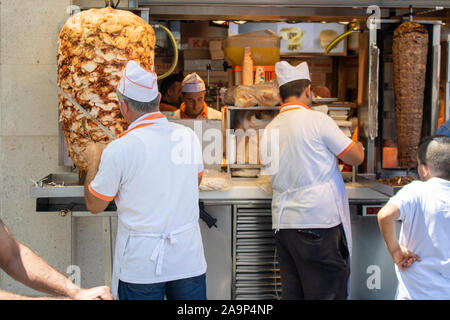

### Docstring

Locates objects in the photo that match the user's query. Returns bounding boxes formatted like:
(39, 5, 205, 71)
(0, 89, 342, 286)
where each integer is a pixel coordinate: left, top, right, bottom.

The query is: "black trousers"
(275, 224, 350, 300)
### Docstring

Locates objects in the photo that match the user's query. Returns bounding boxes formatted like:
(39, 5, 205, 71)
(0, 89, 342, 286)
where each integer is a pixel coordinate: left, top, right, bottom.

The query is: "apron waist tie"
(125, 222, 197, 276)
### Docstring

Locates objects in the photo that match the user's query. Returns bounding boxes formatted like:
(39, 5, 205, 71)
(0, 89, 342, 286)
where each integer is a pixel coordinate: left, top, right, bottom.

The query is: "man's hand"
(377, 203, 421, 271)
(84, 142, 103, 168)
(391, 245, 421, 271)
(70, 286, 113, 300)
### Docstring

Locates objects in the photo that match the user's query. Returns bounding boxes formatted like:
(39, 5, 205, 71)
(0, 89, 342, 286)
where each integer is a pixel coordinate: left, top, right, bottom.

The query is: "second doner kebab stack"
(392, 21, 429, 168)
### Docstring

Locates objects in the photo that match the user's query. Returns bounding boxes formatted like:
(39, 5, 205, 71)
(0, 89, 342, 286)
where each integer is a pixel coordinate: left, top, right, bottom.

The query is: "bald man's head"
(417, 135, 450, 180)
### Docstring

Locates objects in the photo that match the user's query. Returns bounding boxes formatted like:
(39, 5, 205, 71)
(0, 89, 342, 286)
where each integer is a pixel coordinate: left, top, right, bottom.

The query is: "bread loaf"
(57, 8, 155, 172)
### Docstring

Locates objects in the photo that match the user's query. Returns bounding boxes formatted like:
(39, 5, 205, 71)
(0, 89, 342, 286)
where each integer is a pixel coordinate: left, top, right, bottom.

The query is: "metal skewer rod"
(49, 80, 117, 140)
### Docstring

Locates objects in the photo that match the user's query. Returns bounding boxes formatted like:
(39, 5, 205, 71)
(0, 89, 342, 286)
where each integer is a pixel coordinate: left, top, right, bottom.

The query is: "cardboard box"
(184, 59, 211, 71)
(210, 59, 225, 71)
(181, 22, 228, 42)
(210, 50, 224, 60)
(188, 37, 210, 50)
(183, 49, 211, 60)
(192, 70, 229, 84)
(209, 40, 223, 51)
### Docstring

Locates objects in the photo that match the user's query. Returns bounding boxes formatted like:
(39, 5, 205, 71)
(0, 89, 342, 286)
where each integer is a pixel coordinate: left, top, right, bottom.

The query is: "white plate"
(312, 97, 338, 104)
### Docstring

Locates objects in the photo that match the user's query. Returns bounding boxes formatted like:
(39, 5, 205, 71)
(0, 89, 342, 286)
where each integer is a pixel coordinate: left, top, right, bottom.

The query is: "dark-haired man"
(260, 61, 364, 300)
(159, 72, 183, 112)
(84, 60, 207, 300)
(378, 135, 450, 299)
(169, 73, 222, 120)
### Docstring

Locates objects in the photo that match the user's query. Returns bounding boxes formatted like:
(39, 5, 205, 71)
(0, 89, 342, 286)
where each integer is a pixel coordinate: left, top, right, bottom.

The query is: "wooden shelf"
(226, 106, 280, 111)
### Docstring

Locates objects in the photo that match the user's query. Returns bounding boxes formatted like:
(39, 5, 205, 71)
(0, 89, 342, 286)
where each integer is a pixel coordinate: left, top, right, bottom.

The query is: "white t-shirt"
(388, 177, 450, 300)
(261, 103, 355, 229)
(89, 112, 207, 283)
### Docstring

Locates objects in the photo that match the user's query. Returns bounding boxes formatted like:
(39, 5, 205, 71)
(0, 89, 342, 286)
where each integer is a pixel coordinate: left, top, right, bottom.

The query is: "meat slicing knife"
(49, 80, 117, 140)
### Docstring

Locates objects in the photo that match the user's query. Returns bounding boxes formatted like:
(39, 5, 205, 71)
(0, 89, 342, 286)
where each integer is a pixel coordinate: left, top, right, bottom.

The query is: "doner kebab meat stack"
(392, 21, 428, 168)
(57, 8, 155, 173)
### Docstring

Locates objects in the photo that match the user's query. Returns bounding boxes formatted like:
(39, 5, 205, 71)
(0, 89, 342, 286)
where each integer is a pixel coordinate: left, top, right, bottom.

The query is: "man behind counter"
(83, 60, 207, 300)
(167, 73, 222, 120)
(159, 72, 183, 112)
(261, 61, 365, 300)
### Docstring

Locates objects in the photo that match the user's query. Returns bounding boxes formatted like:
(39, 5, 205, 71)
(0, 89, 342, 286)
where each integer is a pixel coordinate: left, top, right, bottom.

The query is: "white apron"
(111, 220, 198, 300)
(272, 169, 352, 298)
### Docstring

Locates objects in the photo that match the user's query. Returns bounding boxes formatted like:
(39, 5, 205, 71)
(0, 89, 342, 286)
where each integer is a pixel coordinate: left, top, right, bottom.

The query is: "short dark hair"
(159, 72, 184, 96)
(116, 90, 159, 114)
(418, 135, 450, 179)
(278, 79, 311, 101)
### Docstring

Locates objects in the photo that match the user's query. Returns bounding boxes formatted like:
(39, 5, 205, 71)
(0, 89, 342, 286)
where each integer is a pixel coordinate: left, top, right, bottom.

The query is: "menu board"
(277, 22, 346, 55)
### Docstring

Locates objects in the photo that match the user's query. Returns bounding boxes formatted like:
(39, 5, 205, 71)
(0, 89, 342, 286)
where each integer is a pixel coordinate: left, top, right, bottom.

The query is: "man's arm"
(320, 114, 364, 166)
(0, 290, 70, 300)
(0, 219, 112, 300)
(377, 204, 421, 270)
(339, 141, 365, 166)
(84, 143, 111, 214)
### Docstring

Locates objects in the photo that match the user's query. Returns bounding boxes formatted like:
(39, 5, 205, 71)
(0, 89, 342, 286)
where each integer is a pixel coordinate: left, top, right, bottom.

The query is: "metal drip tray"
(30, 173, 117, 214)
(357, 173, 418, 196)
(30, 173, 84, 198)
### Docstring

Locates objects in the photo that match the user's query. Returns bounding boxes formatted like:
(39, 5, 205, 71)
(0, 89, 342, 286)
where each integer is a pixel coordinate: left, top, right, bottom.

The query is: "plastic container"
(223, 30, 281, 66)
(233, 66, 276, 85)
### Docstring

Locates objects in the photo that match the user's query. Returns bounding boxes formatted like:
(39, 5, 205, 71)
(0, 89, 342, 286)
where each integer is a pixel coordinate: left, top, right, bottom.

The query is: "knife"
(49, 79, 117, 140)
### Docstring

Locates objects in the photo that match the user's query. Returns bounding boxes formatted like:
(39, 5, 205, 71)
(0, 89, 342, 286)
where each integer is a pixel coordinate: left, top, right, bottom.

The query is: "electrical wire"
(325, 28, 360, 55)
(153, 24, 179, 80)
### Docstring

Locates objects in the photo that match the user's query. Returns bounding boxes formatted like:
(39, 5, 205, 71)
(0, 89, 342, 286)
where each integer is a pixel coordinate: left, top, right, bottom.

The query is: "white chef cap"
(275, 61, 311, 87)
(117, 60, 158, 102)
(181, 73, 206, 93)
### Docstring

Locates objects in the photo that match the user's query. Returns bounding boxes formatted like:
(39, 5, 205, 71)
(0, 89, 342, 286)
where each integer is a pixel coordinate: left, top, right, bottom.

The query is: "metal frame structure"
(136, 1, 450, 21)
(360, 19, 441, 175)
(446, 34, 450, 122)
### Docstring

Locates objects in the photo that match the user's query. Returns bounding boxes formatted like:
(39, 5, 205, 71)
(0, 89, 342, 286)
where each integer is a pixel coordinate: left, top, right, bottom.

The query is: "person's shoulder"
(436, 119, 450, 136)
(309, 108, 332, 121)
(395, 180, 424, 199)
(207, 107, 222, 120)
(402, 180, 424, 190)
(167, 121, 198, 137)
(108, 133, 145, 156)
(426, 177, 450, 190)
(162, 110, 180, 119)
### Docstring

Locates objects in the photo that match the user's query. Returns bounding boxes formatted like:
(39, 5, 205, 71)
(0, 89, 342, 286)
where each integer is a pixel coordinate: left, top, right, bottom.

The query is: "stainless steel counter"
(200, 180, 389, 201)
(30, 173, 390, 202)
(30, 173, 395, 299)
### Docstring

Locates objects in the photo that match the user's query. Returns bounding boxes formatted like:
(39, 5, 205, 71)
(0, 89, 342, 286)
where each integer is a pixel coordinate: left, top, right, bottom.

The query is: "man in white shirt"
(164, 73, 222, 120)
(378, 135, 450, 299)
(83, 60, 207, 300)
(261, 61, 364, 300)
